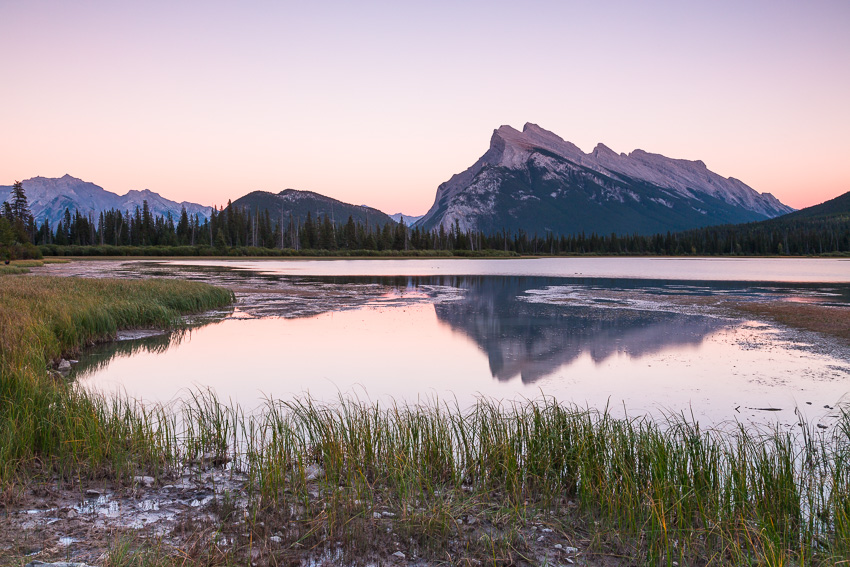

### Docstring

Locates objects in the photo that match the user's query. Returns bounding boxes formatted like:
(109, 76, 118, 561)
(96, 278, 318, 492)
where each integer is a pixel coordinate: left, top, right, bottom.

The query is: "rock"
(66, 509, 77, 520)
(269, 535, 282, 543)
(554, 544, 563, 550)
(465, 515, 477, 525)
(193, 452, 230, 468)
(84, 489, 101, 499)
(57, 359, 72, 373)
(305, 464, 324, 481)
(382, 511, 396, 518)
(564, 546, 578, 553)
(133, 476, 155, 487)
(392, 551, 405, 559)
(26, 562, 91, 567)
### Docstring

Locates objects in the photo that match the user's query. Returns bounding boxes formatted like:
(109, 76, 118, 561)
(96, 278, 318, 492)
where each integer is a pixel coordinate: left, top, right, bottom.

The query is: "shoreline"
(3, 265, 850, 566)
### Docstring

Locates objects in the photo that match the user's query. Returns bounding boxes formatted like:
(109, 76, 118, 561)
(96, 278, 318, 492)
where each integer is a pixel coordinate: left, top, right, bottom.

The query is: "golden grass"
(732, 301, 850, 342)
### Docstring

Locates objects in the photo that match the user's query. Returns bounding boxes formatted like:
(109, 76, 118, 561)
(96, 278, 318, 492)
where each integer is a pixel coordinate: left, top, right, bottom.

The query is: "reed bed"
(201, 395, 847, 565)
(0, 274, 233, 483)
(3, 273, 850, 564)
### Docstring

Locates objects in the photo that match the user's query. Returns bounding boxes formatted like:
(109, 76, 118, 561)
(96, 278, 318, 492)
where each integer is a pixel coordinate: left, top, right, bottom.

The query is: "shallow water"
(56, 258, 850, 427)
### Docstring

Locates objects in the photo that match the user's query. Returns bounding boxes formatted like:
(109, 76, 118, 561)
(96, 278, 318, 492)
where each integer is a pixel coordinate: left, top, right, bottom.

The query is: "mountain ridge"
(229, 189, 396, 228)
(416, 123, 793, 235)
(0, 175, 211, 227)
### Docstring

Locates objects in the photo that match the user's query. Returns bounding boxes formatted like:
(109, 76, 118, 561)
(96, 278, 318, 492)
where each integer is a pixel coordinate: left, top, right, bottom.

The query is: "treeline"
(4, 182, 849, 258)
(36, 216, 848, 257)
(0, 182, 40, 260)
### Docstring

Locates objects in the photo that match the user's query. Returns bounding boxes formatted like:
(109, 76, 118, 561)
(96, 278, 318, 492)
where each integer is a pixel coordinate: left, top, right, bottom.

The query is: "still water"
(62, 258, 850, 427)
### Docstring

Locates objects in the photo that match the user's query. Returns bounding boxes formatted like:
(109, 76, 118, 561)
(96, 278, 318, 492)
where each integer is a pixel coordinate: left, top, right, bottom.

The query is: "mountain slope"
(229, 189, 396, 228)
(0, 175, 211, 226)
(416, 124, 793, 236)
(769, 190, 850, 222)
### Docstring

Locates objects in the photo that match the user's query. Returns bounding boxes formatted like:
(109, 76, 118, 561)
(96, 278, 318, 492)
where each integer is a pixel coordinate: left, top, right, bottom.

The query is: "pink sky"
(2, 1, 848, 214)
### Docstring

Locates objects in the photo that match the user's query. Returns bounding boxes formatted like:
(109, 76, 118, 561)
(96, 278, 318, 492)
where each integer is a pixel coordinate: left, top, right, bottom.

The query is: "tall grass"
(0, 274, 233, 483)
(3, 273, 850, 564)
(192, 394, 849, 565)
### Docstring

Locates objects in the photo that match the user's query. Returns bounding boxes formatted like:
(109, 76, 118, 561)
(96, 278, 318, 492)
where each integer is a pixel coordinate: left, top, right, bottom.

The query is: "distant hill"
(416, 123, 793, 236)
(671, 190, 850, 255)
(768, 191, 850, 222)
(229, 189, 396, 228)
(0, 175, 211, 227)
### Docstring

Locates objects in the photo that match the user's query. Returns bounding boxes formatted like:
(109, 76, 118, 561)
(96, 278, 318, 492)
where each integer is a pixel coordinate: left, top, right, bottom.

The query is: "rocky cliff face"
(0, 175, 211, 226)
(416, 123, 793, 235)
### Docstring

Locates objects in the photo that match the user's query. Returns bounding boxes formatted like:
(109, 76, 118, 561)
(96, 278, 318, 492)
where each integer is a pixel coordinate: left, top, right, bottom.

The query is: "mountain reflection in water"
(432, 277, 726, 383)
(69, 267, 850, 425)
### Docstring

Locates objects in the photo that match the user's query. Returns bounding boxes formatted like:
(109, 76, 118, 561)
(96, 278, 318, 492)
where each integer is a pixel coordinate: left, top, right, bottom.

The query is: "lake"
(56, 257, 850, 427)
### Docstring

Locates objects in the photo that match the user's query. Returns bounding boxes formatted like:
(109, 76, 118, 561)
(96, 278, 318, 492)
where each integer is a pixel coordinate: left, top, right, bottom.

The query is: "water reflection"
(69, 269, 850, 425)
(72, 328, 204, 381)
(74, 275, 735, 387)
(432, 277, 727, 382)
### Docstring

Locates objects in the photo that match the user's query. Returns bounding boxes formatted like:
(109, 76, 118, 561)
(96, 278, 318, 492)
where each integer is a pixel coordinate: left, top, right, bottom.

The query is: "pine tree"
(10, 181, 31, 222)
(8, 181, 33, 242)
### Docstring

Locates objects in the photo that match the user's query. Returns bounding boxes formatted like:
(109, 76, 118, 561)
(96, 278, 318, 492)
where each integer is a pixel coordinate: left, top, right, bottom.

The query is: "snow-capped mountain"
(415, 123, 793, 235)
(0, 175, 211, 227)
(389, 213, 424, 226)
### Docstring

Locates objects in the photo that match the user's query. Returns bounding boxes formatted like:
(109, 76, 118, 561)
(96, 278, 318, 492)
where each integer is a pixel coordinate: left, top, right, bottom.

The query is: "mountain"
(416, 123, 793, 236)
(671, 189, 849, 255)
(229, 189, 396, 228)
(389, 213, 424, 226)
(768, 190, 850, 222)
(0, 175, 211, 227)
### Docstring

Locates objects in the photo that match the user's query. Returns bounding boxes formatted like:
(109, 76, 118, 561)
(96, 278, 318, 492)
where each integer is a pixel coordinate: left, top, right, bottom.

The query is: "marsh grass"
(0, 259, 66, 274)
(0, 274, 233, 484)
(3, 273, 850, 565)
(215, 396, 848, 565)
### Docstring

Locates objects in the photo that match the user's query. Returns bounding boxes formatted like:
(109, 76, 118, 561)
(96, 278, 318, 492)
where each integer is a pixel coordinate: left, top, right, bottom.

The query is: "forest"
(2, 182, 849, 258)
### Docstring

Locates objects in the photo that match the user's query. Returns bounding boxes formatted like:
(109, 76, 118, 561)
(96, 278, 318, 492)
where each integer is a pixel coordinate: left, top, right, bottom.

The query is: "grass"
(0, 258, 68, 275)
(0, 274, 234, 484)
(227, 396, 850, 565)
(732, 301, 850, 342)
(2, 272, 850, 565)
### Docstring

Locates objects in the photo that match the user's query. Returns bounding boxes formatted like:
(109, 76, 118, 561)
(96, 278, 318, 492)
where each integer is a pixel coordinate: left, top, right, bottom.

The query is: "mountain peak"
(591, 143, 619, 159)
(489, 123, 584, 165)
(0, 175, 211, 226)
(416, 123, 794, 235)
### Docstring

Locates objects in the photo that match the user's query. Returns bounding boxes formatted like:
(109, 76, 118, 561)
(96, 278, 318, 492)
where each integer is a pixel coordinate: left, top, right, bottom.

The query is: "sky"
(2, 0, 849, 214)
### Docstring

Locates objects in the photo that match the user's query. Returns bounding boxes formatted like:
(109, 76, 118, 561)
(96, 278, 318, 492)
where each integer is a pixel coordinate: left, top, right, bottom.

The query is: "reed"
(0, 274, 233, 483)
(213, 395, 849, 565)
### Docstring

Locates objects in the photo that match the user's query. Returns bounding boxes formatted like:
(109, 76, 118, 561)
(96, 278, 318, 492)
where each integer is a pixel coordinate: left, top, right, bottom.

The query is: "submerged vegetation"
(3, 270, 850, 565)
